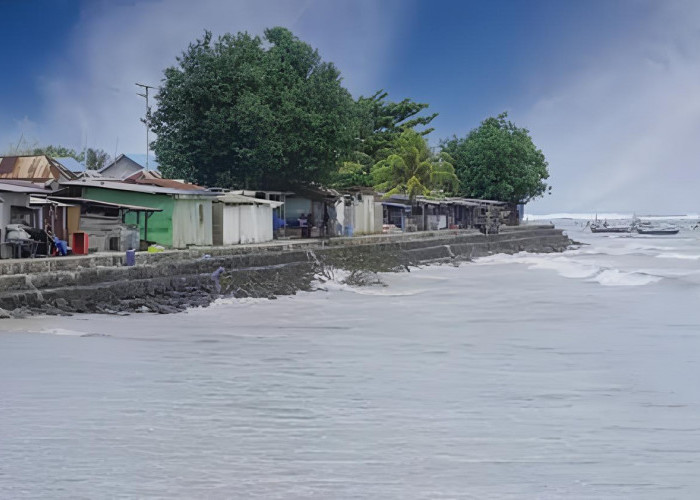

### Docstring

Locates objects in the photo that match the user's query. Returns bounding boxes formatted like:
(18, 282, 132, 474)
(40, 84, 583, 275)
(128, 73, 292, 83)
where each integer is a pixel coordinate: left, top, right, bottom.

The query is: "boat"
(631, 219, 680, 235)
(589, 221, 632, 233)
(635, 225, 679, 235)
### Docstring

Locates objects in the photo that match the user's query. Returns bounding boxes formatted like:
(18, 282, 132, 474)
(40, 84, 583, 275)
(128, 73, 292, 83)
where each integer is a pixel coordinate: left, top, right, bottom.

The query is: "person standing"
(298, 213, 308, 238)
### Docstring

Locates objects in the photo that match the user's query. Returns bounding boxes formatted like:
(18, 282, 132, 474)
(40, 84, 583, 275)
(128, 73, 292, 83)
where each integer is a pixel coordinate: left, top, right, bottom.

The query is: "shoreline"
(0, 225, 571, 319)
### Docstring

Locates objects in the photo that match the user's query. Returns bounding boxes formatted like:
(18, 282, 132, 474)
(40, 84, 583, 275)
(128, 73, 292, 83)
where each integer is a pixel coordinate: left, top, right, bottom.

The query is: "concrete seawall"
(0, 225, 571, 318)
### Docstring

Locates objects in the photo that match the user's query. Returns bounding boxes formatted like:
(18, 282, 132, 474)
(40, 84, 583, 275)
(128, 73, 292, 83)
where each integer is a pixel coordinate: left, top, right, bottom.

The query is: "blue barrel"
(344, 225, 354, 237)
(125, 249, 136, 266)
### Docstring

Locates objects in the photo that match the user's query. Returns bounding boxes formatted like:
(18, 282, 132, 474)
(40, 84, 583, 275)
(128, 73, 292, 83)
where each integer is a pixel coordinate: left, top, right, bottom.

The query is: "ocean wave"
(656, 253, 700, 261)
(474, 252, 663, 286)
(40, 328, 89, 336)
(588, 269, 662, 287)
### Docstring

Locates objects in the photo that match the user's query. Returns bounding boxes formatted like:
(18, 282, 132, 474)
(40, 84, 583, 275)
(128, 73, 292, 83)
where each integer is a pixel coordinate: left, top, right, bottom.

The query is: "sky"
(1, 0, 698, 214)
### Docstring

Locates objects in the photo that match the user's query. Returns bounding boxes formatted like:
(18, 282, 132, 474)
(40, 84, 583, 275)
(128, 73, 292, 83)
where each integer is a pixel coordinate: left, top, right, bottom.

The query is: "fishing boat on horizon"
(633, 220, 680, 235)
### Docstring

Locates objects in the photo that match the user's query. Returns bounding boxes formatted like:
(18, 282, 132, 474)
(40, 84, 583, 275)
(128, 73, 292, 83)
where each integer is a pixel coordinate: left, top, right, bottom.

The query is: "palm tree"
(371, 129, 458, 200)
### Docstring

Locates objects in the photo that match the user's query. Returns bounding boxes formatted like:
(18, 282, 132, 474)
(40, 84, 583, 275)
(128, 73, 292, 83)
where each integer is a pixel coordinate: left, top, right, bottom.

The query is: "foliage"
(333, 91, 438, 189)
(357, 90, 438, 160)
(31, 145, 83, 160)
(150, 27, 360, 189)
(1, 142, 110, 170)
(441, 112, 550, 204)
(371, 129, 459, 200)
(84, 148, 111, 170)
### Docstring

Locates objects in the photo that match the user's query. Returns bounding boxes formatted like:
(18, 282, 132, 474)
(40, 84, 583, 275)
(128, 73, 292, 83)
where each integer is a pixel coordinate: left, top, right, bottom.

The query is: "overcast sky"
(1, 0, 698, 214)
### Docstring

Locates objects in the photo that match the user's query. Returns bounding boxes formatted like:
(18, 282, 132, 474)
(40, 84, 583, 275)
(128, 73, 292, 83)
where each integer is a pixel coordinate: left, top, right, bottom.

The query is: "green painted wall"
(82, 187, 175, 247)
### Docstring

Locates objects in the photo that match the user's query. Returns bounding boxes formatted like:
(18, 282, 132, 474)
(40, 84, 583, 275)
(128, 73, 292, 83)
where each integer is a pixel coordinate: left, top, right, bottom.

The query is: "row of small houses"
(0, 154, 517, 258)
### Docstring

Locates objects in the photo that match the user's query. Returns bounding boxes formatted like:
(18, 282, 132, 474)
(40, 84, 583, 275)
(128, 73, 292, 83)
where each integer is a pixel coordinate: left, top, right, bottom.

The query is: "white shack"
(212, 193, 283, 245)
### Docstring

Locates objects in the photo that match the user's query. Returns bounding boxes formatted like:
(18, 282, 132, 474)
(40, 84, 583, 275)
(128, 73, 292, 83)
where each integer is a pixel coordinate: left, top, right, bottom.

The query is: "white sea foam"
(656, 253, 700, 261)
(589, 269, 662, 286)
(41, 328, 88, 336)
(474, 252, 664, 286)
(475, 252, 599, 278)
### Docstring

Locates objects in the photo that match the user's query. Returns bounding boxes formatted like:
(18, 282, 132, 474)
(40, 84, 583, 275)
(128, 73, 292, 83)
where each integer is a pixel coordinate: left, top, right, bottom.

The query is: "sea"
(2, 215, 700, 499)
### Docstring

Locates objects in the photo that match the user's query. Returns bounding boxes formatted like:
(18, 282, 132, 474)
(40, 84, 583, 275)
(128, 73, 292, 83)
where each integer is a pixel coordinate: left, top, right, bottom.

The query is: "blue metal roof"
(55, 156, 87, 172)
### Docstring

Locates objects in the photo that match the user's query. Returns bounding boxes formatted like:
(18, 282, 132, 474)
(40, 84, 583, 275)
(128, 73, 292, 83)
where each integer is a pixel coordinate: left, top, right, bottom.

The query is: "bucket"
(125, 249, 136, 266)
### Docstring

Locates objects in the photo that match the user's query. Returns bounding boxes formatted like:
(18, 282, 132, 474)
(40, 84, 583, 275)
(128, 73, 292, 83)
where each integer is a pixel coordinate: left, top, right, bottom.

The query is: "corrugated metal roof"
(0, 155, 76, 181)
(456, 197, 507, 205)
(30, 196, 75, 207)
(48, 196, 164, 212)
(217, 193, 284, 207)
(61, 178, 217, 197)
(55, 157, 87, 173)
(0, 180, 52, 193)
(127, 177, 204, 191)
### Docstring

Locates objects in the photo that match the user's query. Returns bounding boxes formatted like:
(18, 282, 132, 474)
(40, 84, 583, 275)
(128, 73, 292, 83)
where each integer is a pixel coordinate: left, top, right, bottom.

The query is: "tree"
(85, 148, 110, 170)
(1, 142, 109, 170)
(31, 145, 83, 161)
(441, 112, 550, 204)
(150, 28, 360, 189)
(357, 90, 438, 161)
(333, 91, 437, 188)
(371, 129, 459, 200)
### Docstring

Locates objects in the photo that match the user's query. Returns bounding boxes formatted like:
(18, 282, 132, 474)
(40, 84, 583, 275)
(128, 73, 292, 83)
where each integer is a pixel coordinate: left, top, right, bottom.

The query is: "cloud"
(34, 0, 407, 156)
(521, 1, 700, 214)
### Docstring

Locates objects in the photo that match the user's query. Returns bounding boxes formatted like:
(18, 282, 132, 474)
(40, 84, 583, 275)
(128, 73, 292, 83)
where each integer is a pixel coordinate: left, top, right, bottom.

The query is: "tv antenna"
(135, 82, 157, 170)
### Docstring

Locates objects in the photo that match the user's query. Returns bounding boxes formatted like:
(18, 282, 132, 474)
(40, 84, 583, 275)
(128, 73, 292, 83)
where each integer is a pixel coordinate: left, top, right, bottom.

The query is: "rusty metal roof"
(0, 155, 77, 182)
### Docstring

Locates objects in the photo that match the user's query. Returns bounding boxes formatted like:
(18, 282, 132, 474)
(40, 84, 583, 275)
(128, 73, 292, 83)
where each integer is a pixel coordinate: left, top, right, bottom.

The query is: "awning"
(382, 202, 411, 208)
(30, 196, 76, 207)
(217, 193, 284, 208)
(48, 196, 163, 212)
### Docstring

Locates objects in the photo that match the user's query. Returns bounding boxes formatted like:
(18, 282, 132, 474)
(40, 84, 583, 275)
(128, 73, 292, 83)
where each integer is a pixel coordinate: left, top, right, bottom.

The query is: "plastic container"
(344, 225, 354, 237)
(125, 249, 136, 266)
(54, 237, 68, 256)
(72, 232, 89, 255)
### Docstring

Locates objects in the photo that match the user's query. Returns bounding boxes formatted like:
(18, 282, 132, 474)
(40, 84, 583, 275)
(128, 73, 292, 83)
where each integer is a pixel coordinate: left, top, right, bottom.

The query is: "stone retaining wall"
(0, 225, 571, 318)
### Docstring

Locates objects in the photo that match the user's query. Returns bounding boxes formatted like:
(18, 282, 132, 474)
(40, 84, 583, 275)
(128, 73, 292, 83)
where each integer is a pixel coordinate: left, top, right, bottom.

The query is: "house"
(212, 193, 283, 245)
(335, 189, 383, 236)
(228, 190, 292, 237)
(46, 196, 162, 252)
(0, 181, 53, 245)
(232, 187, 345, 238)
(0, 155, 76, 245)
(380, 195, 508, 232)
(381, 197, 413, 231)
(59, 178, 216, 249)
(98, 153, 160, 180)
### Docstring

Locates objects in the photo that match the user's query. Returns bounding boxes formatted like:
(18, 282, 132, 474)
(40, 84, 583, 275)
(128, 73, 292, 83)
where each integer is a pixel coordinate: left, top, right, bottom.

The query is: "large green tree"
(441, 113, 550, 204)
(372, 129, 458, 200)
(334, 91, 437, 188)
(150, 28, 359, 189)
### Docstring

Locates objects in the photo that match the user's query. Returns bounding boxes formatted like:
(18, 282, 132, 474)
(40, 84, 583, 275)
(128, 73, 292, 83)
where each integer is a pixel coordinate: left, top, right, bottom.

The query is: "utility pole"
(135, 82, 156, 170)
